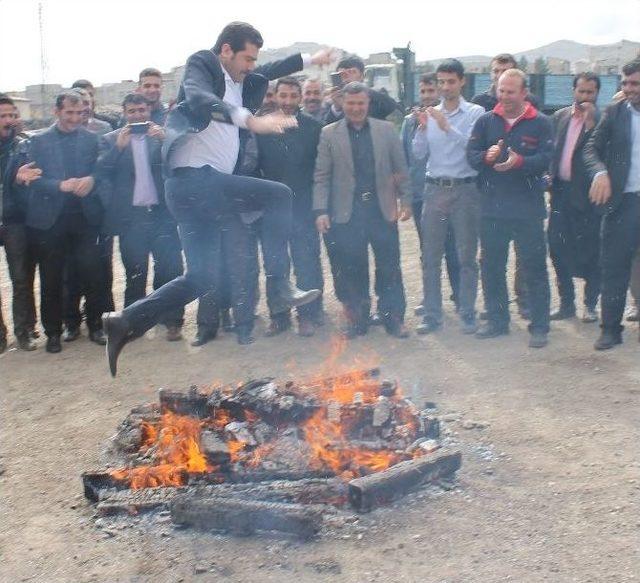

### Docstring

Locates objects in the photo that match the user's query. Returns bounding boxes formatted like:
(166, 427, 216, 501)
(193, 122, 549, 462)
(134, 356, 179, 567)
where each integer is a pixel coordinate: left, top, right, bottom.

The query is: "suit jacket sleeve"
(181, 50, 239, 126)
(254, 53, 304, 81)
(96, 132, 123, 180)
(583, 105, 611, 181)
(313, 128, 332, 214)
(388, 124, 410, 207)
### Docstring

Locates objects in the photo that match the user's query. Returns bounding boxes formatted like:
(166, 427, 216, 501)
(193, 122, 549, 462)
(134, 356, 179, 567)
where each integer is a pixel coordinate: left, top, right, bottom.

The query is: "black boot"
(46, 335, 62, 353)
(191, 327, 217, 347)
(102, 312, 133, 377)
(594, 328, 622, 351)
(269, 280, 321, 315)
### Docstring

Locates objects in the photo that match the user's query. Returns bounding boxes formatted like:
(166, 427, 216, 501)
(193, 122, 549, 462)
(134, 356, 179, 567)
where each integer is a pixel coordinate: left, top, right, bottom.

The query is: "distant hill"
(514, 39, 591, 62)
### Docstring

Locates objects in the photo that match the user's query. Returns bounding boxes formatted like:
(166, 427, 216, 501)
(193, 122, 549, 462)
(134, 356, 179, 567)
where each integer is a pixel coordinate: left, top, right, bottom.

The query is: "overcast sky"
(1, 0, 639, 91)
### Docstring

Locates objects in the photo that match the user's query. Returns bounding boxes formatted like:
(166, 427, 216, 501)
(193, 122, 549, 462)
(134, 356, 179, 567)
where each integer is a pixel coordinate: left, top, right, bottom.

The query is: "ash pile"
(83, 368, 461, 539)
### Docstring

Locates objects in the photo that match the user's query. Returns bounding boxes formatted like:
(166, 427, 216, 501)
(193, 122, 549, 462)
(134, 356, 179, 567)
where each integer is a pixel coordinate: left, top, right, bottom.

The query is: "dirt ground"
(1, 222, 638, 583)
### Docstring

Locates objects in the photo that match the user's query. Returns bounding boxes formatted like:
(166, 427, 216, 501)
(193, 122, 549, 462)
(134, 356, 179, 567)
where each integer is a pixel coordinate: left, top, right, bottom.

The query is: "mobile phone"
(129, 122, 150, 134)
(330, 72, 343, 89)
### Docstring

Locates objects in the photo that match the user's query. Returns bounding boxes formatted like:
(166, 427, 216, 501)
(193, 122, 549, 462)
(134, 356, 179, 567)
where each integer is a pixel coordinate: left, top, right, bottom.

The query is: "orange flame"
(111, 411, 212, 489)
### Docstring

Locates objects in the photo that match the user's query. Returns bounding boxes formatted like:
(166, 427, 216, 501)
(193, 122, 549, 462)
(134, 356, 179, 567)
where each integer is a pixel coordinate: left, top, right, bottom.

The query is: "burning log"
(159, 385, 210, 418)
(82, 470, 130, 502)
(170, 495, 323, 539)
(347, 449, 462, 512)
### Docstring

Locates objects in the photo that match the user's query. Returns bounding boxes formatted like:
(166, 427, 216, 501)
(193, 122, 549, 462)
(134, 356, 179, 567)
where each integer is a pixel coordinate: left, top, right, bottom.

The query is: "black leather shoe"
(416, 319, 441, 335)
(89, 329, 107, 346)
(102, 312, 132, 377)
(17, 335, 37, 351)
(191, 328, 217, 347)
(265, 317, 291, 337)
(165, 326, 183, 342)
(63, 327, 81, 342)
(550, 305, 576, 321)
(594, 329, 622, 351)
(46, 335, 62, 353)
(386, 322, 410, 339)
(475, 322, 509, 339)
(529, 332, 549, 348)
(270, 281, 321, 314)
(237, 329, 255, 345)
(369, 312, 384, 326)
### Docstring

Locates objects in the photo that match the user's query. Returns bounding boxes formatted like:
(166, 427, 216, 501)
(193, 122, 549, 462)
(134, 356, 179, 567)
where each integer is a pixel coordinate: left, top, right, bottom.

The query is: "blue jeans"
(123, 166, 292, 337)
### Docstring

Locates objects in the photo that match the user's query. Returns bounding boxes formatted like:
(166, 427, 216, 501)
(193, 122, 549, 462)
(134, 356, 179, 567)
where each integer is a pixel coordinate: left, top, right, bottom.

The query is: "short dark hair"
(491, 53, 517, 68)
(436, 58, 465, 79)
(275, 76, 301, 94)
(337, 55, 365, 73)
(122, 93, 150, 108)
(622, 58, 640, 77)
(55, 90, 82, 109)
(71, 79, 94, 90)
(341, 81, 370, 96)
(0, 95, 15, 107)
(573, 72, 600, 91)
(213, 21, 263, 55)
(419, 73, 437, 85)
(138, 68, 162, 82)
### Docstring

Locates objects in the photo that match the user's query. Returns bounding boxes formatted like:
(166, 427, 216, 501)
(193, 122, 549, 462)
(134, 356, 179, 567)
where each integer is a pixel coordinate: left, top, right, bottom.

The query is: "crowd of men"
(0, 21, 639, 374)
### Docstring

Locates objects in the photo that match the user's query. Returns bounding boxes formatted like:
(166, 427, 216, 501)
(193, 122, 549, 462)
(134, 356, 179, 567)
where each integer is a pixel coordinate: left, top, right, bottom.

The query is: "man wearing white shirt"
(103, 22, 334, 375)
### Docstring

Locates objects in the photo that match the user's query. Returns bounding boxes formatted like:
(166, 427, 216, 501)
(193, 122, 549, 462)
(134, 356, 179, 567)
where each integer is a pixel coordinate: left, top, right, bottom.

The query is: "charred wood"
(348, 449, 462, 512)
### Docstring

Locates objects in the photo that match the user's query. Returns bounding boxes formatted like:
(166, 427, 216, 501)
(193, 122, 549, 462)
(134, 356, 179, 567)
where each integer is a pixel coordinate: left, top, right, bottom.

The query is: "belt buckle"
(361, 191, 373, 202)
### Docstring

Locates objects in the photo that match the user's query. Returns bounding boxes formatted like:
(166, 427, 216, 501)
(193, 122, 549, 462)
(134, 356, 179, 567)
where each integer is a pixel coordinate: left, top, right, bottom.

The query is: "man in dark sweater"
(0, 95, 39, 352)
(467, 69, 553, 347)
(257, 76, 323, 337)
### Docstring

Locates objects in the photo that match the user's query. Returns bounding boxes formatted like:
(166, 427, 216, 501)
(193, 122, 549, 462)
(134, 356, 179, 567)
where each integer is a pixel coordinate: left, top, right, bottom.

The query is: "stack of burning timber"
(82, 368, 461, 539)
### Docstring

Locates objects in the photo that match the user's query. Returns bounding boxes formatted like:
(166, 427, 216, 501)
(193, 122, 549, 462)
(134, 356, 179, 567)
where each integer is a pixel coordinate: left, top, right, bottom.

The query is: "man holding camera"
(99, 93, 185, 341)
(324, 55, 398, 125)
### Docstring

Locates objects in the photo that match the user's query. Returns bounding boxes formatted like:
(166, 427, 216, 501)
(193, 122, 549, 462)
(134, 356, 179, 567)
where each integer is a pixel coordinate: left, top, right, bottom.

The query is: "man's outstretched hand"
(247, 112, 298, 135)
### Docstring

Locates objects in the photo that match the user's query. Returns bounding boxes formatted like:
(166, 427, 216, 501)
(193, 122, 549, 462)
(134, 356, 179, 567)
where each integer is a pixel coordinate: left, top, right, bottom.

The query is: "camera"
(330, 72, 344, 89)
(129, 122, 150, 134)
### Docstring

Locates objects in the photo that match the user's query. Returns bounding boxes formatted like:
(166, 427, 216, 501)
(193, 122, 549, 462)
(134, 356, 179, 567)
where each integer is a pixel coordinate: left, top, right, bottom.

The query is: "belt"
(425, 176, 475, 188)
(356, 191, 375, 202)
(132, 205, 160, 213)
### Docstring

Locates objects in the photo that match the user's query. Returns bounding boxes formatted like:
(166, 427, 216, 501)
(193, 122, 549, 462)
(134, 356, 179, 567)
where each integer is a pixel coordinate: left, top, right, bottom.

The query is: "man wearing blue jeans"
(103, 22, 332, 375)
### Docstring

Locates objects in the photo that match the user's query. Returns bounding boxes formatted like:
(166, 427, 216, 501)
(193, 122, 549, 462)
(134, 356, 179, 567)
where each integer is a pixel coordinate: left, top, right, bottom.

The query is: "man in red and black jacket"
(467, 69, 553, 348)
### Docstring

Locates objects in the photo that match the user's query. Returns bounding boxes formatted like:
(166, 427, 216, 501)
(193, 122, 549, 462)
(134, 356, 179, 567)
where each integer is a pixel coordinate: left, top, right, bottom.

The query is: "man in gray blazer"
(314, 82, 411, 338)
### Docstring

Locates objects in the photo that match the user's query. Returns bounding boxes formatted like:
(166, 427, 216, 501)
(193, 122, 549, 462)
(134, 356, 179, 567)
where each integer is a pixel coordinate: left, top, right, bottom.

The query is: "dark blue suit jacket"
(163, 50, 304, 169)
(25, 125, 106, 230)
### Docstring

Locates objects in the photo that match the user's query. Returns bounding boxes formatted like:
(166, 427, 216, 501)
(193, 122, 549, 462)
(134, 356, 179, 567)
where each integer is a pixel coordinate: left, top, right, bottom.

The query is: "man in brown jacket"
(314, 82, 411, 338)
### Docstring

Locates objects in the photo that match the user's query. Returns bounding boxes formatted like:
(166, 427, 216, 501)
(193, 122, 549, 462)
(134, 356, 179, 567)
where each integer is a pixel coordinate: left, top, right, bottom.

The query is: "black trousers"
(480, 216, 550, 334)
(0, 224, 36, 340)
(64, 233, 114, 330)
(119, 207, 184, 327)
(412, 199, 460, 306)
(123, 166, 292, 337)
(324, 198, 406, 325)
(256, 210, 324, 323)
(600, 192, 640, 333)
(548, 181, 601, 310)
(195, 214, 259, 335)
(29, 213, 105, 337)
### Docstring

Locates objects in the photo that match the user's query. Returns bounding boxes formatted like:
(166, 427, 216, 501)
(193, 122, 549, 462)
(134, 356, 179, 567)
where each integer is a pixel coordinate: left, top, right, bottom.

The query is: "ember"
(83, 362, 461, 538)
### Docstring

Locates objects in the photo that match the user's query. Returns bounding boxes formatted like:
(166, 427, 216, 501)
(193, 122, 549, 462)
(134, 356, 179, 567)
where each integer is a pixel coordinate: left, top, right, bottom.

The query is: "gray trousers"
(422, 182, 480, 322)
